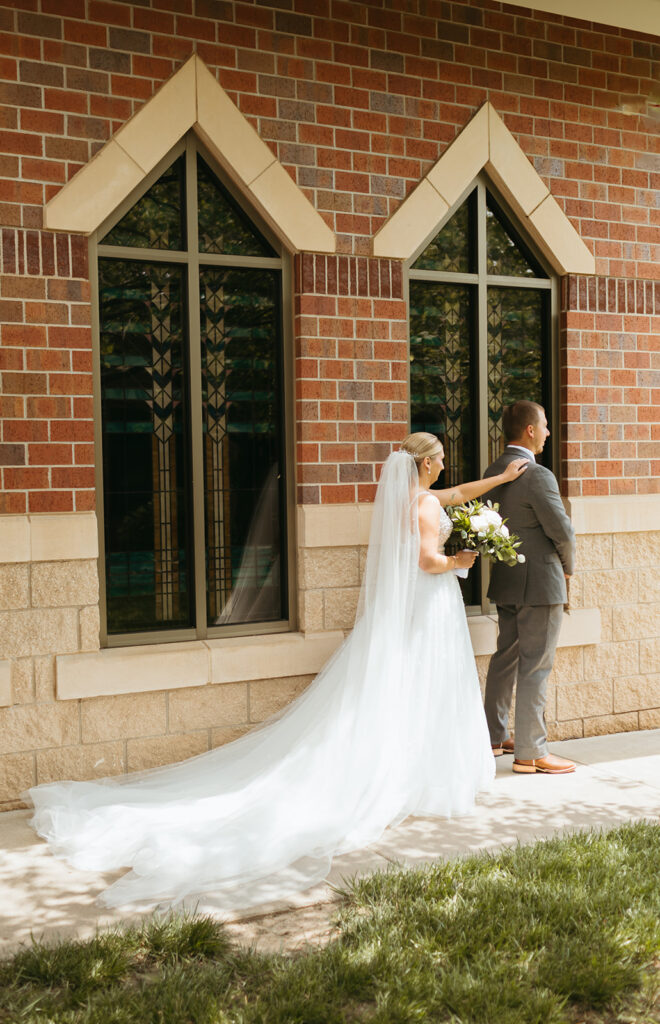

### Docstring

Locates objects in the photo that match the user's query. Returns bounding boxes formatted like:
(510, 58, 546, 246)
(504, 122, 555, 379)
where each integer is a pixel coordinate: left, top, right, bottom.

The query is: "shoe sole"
(492, 747, 514, 757)
(512, 763, 575, 774)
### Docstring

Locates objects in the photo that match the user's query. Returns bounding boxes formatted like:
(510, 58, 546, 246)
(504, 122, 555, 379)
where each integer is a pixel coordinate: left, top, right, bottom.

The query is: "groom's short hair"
(503, 401, 544, 442)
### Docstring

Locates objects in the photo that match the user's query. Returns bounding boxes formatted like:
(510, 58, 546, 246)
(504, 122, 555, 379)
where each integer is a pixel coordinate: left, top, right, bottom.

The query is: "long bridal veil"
(28, 452, 427, 911)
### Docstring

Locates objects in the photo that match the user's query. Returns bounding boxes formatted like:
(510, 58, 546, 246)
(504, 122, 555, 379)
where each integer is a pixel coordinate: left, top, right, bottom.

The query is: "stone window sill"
(43, 608, 602, 703)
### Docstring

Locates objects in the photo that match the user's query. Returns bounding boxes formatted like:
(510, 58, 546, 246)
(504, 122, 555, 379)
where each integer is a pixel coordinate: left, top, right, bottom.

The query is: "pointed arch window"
(94, 135, 290, 644)
(408, 177, 557, 610)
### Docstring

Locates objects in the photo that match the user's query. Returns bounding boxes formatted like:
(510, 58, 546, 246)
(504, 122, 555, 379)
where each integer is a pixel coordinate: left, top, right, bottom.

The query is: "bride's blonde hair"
(399, 432, 443, 467)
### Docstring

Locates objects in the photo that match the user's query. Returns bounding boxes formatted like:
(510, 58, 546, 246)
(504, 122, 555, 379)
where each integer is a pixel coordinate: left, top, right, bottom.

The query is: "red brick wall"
(0, 0, 658, 507)
(561, 276, 660, 496)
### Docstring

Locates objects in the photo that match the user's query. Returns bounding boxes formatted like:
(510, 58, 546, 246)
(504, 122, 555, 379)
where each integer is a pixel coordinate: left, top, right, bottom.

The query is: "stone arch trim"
(44, 55, 336, 255)
(372, 102, 595, 275)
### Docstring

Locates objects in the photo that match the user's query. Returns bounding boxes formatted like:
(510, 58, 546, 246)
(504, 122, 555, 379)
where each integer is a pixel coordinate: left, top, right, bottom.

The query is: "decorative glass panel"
(102, 157, 185, 251)
(99, 259, 191, 634)
(486, 196, 542, 277)
(409, 281, 477, 485)
(412, 192, 474, 273)
(487, 287, 545, 463)
(197, 156, 276, 257)
(200, 266, 283, 625)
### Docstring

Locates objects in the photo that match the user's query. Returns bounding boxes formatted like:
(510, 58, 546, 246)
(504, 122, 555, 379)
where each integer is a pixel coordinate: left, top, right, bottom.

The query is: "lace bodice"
(417, 492, 453, 551)
(437, 503, 453, 550)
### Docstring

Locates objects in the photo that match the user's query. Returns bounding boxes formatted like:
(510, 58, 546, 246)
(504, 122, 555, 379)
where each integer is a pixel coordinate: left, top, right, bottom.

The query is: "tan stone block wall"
(0, 521, 658, 810)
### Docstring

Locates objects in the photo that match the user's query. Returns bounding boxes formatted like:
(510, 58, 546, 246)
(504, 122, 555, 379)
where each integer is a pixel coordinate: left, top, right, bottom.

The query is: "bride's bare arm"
(433, 457, 528, 507)
(418, 495, 477, 574)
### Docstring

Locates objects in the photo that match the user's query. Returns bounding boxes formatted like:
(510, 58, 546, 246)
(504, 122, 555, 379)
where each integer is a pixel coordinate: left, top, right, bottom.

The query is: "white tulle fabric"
(28, 453, 494, 911)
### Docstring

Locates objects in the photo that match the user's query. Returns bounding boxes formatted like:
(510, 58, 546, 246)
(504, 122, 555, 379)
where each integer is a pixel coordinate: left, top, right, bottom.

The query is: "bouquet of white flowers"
(448, 499, 525, 567)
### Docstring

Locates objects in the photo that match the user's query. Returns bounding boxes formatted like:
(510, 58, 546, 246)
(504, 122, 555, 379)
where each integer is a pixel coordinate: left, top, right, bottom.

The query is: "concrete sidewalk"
(1, 730, 658, 955)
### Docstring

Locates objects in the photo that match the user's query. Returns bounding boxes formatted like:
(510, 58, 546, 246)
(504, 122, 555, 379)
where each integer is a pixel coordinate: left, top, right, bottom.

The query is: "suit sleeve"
(528, 467, 576, 575)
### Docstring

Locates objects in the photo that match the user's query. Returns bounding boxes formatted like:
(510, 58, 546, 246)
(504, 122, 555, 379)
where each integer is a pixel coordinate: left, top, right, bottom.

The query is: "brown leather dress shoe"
(513, 753, 576, 774)
(492, 738, 515, 757)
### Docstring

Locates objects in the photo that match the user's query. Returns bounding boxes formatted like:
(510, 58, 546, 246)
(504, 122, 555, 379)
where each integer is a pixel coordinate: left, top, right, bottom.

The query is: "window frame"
(405, 173, 560, 613)
(90, 134, 297, 648)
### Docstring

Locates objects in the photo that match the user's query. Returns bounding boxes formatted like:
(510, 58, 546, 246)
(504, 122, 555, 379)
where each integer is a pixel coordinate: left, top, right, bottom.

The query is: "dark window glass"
(487, 287, 545, 463)
(200, 267, 284, 625)
(409, 184, 552, 609)
(486, 194, 544, 278)
(98, 144, 286, 639)
(197, 156, 276, 257)
(410, 279, 479, 604)
(99, 258, 192, 633)
(412, 191, 475, 273)
(101, 156, 185, 251)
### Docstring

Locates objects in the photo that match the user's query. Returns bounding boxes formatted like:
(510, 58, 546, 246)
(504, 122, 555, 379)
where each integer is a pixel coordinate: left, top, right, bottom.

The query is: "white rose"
(469, 514, 488, 533)
(517, 554, 526, 563)
(498, 524, 509, 538)
(483, 509, 502, 526)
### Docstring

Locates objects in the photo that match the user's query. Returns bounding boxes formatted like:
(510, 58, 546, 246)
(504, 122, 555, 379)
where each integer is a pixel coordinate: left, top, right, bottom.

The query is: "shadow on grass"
(0, 822, 659, 1024)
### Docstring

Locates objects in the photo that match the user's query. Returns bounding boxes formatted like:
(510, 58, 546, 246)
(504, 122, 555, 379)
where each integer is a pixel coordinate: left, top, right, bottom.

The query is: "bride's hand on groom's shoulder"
(502, 458, 528, 482)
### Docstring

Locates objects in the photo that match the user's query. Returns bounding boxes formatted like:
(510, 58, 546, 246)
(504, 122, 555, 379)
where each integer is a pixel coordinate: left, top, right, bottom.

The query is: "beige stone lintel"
(56, 631, 345, 700)
(0, 517, 30, 563)
(0, 512, 99, 562)
(468, 607, 601, 656)
(116, 54, 196, 178)
(195, 55, 274, 188)
(56, 641, 210, 700)
(0, 661, 10, 707)
(29, 512, 99, 561)
(297, 503, 372, 548)
(427, 103, 489, 208)
(372, 100, 596, 275)
(486, 105, 548, 218)
(208, 631, 344, 685)
(249, 160, 336, 254)
(44, 53, 336, 254)
(44, 139, 144, 234)
(372, 179, 449, 260)
(527, 194, 596, 275)
(568, 494, 660, 535)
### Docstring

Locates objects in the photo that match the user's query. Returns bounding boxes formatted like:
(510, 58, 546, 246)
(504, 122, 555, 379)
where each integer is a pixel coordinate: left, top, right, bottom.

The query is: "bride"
(28, 433, 527, 911)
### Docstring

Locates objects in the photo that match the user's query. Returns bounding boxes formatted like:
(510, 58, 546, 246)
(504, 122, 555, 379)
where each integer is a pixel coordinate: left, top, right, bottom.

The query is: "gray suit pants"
(484, 603, 564, 760)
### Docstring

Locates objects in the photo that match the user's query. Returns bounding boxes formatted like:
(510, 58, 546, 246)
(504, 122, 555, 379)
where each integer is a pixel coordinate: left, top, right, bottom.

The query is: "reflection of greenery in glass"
(486, 196, 543, 278)
(99, 258, 190, 633)
(487, 287, 544, 462)
(200, 267, 282, 624)
(412, 193, 474, 273)
(102, 157, 185, 251)
(197, 156, 276, 257)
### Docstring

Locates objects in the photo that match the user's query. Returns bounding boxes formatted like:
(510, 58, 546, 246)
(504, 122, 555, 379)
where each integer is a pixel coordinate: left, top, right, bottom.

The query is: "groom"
(483, 401, 576, 775)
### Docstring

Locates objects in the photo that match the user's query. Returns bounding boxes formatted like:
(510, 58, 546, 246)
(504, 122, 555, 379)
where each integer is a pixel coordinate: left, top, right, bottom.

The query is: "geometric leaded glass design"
(408, 177, 553, 610)
(201, 267, 282, 625)
(410, 281, 475, 486)
(99, 259, 191, 633)
(487, 287, 545, 464)
(96, 137, 286, 639)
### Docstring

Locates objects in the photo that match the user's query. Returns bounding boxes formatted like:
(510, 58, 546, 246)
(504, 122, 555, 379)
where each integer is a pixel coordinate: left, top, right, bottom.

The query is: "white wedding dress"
(28, 453, 494, 911)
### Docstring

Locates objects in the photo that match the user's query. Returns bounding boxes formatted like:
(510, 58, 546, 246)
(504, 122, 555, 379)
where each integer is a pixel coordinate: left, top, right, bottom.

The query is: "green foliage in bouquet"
(448, 499, 525, 567)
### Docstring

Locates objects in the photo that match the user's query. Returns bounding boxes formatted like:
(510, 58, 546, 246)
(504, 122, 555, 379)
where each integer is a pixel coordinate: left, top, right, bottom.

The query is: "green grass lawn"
(1, 822, 658, 1023)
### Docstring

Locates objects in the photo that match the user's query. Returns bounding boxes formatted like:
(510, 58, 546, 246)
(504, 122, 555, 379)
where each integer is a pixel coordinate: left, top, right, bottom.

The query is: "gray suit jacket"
(484, 448, 576, 607)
